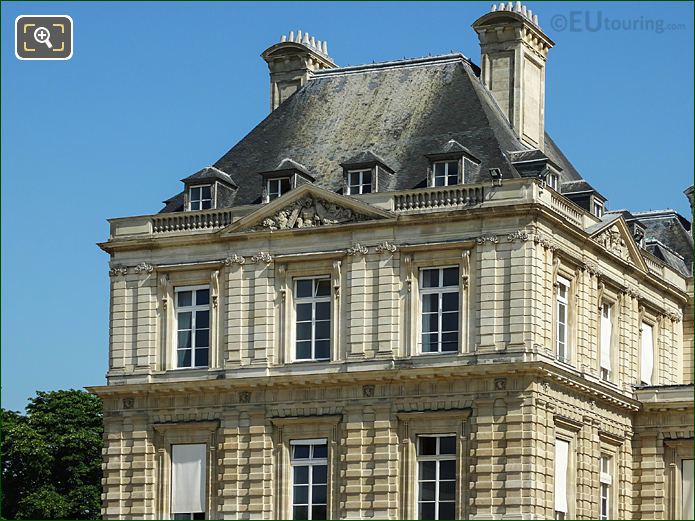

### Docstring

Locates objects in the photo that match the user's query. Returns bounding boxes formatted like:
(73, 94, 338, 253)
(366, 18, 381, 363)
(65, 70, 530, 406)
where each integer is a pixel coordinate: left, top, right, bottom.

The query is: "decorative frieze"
(109, 265, 128, 277)
(347, 243, 369, 256)
(374, 241, 398, 253)
(533, 233, 556, 251)
(507, 230, 529, 242)
(251, 251, 273, 264)
(239, 391, 252, 403)
(223, 254, 246, 266)
(134, 262, 154, 274)
(593, 225, 630, 262)
(476, 234, 499, 245)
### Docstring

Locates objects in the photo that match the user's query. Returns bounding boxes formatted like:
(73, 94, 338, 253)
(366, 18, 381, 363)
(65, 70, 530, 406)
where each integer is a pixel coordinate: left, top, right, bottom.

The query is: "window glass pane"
(434, 163, 446, 177)
(311, 504, 327, 520)
(201, 186, 211, 199)
(196, 310, 210, 328)
(293, 506, 308, 520)
(420, 480, 436, 501)
(178, 330, 192, 349)
(191, 201, 201, 211)
(422, 269, 439, 288)
(178, 291, 192, 307)
(363, 172, 372, 184)
(439, 480, 456, 501)
(447, 161, 459, 181)
(195, 329, 209, 348)
(192, 514, 205, 521)
(315, 321, 331, 340)
(422, 293, 439, 313)
(423, 313, 439, 333)
(442, 293, 459, 312)
(296, 323, 312, 341)
(441, 313, 459, 332)
(441, 332, 458, 351)
(297, 303, 312, 322)
(196, 289, 210, 306)
(439, 436, 456, 455)
(313, 445, 327, 459)
(312, 465, 327, 483)
(178, 312, 192, 330)
(296, 280, 313, 298)
(315, 302, 330, 321)
(296, 342, 312, 360)
(293, 485, 308, 504)
(315, 279, 331, 297)
(421, 333, 438, 352)
(312, 484, 327, 504)
(293, 447, 310, 462)
(194, 348, 208, 367)
(280, 178, 291, 192)
(439, 459, 456, 479)
(362, 183, 372, 194)
(419, 460, 436, 480)
(178, 350, 191, 368)
(442, 267, 459, 287)
(419, 437, 437, 456)
(201, 200, 212, 210)
(419, 502, 435, 520)
(191, 187, 201, 200)
(439, 501, 456, 520)
(314, 341, 330, 360)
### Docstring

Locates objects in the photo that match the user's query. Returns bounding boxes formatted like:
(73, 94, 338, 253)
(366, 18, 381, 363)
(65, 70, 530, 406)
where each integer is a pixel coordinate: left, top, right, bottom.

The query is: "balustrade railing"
(393, 185, 485, 212)
(151, 209, 235, 233)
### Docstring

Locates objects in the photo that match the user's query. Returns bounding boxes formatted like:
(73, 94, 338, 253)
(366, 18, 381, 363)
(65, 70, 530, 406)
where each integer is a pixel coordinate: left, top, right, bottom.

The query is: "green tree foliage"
(1, 390, 103, 519)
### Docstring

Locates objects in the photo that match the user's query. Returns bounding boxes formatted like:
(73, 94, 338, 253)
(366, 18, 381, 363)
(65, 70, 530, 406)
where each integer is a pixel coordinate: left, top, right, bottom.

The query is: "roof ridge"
(311, 53, 474, 77)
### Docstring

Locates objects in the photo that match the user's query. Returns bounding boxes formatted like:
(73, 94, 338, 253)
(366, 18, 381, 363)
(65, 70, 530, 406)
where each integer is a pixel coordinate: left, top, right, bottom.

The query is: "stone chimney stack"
(473, 2, 554, 150)
(261, 31, 337, 112)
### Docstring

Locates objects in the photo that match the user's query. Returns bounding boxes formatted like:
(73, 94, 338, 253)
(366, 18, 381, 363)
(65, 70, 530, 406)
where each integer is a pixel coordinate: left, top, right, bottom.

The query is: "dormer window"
(432, 160, 460, 187)
(346, 169, 372, 195)
(547, 172, 559, 191)
(189, 185, 212, 211)
(593, 199, 604, 218)
(267, 177, 292, 201)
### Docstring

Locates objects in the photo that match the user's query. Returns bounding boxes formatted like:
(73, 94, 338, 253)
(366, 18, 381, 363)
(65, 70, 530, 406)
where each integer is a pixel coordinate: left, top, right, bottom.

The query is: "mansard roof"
(181, 166, 237, 187)
(160, 54, 589, 212)
(635, 209, 693, 276)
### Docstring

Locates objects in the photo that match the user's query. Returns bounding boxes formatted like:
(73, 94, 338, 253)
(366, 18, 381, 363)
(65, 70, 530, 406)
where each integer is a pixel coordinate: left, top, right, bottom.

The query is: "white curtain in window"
(600, 310, 612, 371)
(172, 444, 206, 514)
(554, 439, 569, 513)
(683, 459, 694, 520)
(640, 323, 654, 385)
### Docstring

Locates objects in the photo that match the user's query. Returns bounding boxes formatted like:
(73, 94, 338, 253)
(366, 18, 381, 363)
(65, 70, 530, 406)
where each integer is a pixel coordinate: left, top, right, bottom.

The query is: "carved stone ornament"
(362, 385, 375, 397)
(134, 262, 154, 274)
(666, 310, 682, 323)
(507, 230, 529, 242)
(375, 241, 398, 253)
(625, 285, 642, 300)
(476, 234, 499, 245)
(593, 225, 630, 262)
(223, 254, 246, 266)
(251, 251, 273, 264)
(583, 260, 601, 277)
(239, 391, 252, 403)
(347, 243, 369, 256)
(533, 233, 556, 251)
(122, 397, 135, 410)
(109, 265, 128, 277)
(250, 196, 369, 231)
(494, 378, 507, 391)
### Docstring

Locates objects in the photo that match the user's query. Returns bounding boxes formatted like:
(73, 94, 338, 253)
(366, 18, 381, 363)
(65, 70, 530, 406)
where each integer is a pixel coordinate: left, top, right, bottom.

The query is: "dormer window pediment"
(259, 158, 315, 203)
(180, 166, 237, 212)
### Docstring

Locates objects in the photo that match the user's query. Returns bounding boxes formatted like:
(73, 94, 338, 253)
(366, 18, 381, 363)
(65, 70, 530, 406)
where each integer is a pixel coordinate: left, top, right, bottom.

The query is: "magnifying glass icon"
(33, 26, 53, 49)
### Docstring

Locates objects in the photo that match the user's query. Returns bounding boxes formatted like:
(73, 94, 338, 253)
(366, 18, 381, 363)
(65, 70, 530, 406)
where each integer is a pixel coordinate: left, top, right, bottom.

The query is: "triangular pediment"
(219, 184, 394, 236)
(588, 216, 648, 271)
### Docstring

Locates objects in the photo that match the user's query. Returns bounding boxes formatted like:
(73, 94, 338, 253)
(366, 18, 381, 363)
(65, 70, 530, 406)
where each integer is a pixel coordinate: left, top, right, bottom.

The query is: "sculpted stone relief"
(250, 197, 369, 231)
(594, 225, 630, 262)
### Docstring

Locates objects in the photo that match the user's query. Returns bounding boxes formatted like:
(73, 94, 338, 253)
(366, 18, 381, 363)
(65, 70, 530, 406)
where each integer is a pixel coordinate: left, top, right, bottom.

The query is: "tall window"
(417, 435, 456, 520)
(175, 286, 210, 368)
(640, 322, 654, 385)
(599, 454, 613, 520)
(600, 303, 613, 381)
(291, 439, 328, 520)
(171, 444, 206, 520)
(547, 173, 559, 191)
(189, 185, 212, 211)
(556, 277, 570, 363)
(432, 161, 460, 187)
(295, 278, 331, 361)
(267, 177, 291, 201)
(420, 267, 459, 353)
(346, 169, 372, 194)
(554, 438, 570, 520)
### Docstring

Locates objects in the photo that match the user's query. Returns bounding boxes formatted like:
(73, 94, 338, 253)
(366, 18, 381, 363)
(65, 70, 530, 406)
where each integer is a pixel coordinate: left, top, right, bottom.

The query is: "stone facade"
(90, 3, 693, 520)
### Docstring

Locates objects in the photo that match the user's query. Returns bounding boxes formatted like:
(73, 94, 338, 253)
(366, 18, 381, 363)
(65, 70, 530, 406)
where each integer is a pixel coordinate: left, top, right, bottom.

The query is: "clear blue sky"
(2, 1, 693, 412)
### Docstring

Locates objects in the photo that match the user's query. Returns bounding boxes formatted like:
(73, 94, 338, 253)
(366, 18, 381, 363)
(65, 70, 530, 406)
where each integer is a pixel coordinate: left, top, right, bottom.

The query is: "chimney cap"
(267, 29, 332, 59)
(484, 1, 542, 28)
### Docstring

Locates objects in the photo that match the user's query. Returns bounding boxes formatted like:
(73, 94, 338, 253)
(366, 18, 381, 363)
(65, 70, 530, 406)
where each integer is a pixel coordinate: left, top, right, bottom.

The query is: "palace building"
(89, 2, 694, 519)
